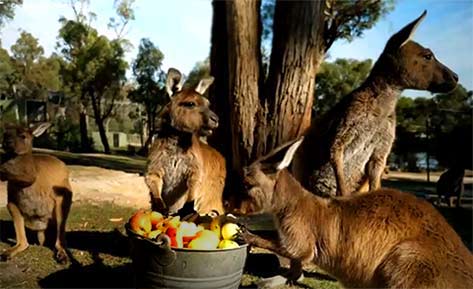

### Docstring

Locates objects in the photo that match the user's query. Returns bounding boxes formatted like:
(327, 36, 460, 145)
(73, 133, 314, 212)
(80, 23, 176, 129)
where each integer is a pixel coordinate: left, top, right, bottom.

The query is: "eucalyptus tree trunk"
(210, 0, 325, 175)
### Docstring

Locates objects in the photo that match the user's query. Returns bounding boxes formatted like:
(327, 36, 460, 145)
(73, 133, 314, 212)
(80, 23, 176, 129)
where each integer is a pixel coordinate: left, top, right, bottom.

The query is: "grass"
(1, 199, 471, 289)
(0, 199, 342, 289)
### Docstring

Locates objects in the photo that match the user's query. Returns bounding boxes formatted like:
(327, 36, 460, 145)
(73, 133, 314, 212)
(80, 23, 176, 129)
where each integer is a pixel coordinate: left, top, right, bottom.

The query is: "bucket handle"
(151, 234, 177, 267)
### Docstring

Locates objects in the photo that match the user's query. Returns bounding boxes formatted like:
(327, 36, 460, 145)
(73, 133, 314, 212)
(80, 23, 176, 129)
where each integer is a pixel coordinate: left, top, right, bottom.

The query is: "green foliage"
(7, 31, 62, 99)
(10, 31, 44, 66)
(0, 46, 15, 96)
(0, 0, 22, 28)
(129, 38, 167, 136)
(261, 0, 395, 52)
(394, 85, 473, 169)
(314, 58, 372, 116)
(185, 57, 210, 89)
(323, 0, 395, 49)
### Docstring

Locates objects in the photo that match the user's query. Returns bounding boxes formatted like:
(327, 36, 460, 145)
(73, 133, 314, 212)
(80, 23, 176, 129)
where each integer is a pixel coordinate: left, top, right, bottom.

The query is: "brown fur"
(0, 123, 72, 263)
(293, 11, 459, 197)
(230, 138, 473, 288)
(145, 68, 226, 215)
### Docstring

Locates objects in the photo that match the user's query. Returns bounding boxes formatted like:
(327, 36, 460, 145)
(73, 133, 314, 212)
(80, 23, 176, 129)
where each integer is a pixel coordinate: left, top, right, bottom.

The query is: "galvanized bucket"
(126, 226, 248, 289)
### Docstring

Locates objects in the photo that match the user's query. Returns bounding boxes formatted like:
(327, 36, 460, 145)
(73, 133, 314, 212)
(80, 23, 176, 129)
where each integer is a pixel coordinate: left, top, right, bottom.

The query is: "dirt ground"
(0, 165, 151, 209)
(1, 166, 471, 209)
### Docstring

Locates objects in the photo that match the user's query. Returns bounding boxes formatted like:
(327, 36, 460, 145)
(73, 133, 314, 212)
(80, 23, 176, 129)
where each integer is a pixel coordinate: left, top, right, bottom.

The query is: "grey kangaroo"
(0, 123, 72, 263)
(230, 138, 473, 288)
(293, 11, 459, 196)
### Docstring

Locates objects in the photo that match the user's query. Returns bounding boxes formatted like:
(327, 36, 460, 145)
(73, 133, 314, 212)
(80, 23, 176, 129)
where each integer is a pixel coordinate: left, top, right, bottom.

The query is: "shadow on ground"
(38, 254, 134, 288)
(1, 220, 131, 257)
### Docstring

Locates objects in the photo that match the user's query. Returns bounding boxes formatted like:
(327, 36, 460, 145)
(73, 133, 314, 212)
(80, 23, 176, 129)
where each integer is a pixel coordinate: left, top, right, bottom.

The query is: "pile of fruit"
(127, 210, 242, 250)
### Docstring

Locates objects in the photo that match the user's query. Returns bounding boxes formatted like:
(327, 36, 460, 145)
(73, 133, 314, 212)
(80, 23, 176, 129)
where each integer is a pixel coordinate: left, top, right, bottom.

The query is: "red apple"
(129, 210, 152, 235)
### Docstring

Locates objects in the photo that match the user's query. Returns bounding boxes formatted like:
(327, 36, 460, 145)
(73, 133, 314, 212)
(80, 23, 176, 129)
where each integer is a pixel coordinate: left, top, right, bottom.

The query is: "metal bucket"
(127, 226, 248, 289)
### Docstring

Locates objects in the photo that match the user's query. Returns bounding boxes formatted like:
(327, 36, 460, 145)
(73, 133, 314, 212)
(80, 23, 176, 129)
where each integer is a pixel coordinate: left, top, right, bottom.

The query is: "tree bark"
(79, 104, 89, 152)
(211, 0, 326, 175)
(209, 0, 231, 166)
(262, 0, 325, 154)
(90, 92, 111, 154)
(225, 0, 262, 171)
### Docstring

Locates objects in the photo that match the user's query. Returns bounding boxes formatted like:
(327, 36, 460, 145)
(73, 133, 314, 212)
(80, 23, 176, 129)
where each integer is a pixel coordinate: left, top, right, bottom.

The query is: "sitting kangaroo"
(145, 68, 226, 215)
(0, 123, 73, 263)
(293, 10, 459, 196)
(230, 138, 473, 288)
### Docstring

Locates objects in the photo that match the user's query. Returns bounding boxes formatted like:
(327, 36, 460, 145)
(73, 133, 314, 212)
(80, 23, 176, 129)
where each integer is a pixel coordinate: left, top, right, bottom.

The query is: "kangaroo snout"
(207, 111, 219, 128)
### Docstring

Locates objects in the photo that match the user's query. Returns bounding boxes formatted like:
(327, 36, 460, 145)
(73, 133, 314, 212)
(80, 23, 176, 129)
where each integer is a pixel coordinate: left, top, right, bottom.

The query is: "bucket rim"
(126, 224, 249, 252)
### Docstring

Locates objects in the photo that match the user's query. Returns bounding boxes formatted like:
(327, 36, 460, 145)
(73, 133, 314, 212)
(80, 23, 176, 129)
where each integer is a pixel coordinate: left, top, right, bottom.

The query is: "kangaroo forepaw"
(236, 225, 256, 245)
(0, 243, 29, 261)
(55, 249, 69, 265)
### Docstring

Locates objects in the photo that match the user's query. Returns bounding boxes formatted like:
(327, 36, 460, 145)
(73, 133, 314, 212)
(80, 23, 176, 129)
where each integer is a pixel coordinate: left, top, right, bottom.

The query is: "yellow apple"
(218, 239, 240, 249)
(221, 223, 240, 240)
(187, 230, 219, 250)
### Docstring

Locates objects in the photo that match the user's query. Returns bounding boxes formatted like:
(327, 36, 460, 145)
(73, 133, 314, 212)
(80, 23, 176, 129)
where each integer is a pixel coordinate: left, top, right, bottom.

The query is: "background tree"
(0, 46, 16, 97)
(8, 31, 62, 99)
(314, 58, 372, 116)
(210, 0, 394, 179)
(185, 57, 210, 89)
(57, 0, 132, 154)
(392, 85, 472, 170)
(129, 38, 167, 148)
(0, 0, 22, 28)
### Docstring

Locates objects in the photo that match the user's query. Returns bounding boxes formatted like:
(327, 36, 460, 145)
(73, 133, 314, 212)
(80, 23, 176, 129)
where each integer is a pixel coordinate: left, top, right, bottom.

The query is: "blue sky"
(1, 0, 472, 97)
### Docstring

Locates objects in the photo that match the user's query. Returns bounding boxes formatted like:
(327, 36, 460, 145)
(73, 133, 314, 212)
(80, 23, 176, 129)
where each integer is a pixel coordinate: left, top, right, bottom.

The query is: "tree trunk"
(79, 104, 89, 152)
(262, 0, 325, 153)
(211, 0, 326, 177)
(210, 0, 231, 168)
(225, 0, 262, 171)
(90, 93, 111, 154)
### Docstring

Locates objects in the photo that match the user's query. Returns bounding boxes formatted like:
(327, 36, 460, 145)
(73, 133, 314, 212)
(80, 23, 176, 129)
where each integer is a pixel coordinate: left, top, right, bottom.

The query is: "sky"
(1, 0, 472, 98)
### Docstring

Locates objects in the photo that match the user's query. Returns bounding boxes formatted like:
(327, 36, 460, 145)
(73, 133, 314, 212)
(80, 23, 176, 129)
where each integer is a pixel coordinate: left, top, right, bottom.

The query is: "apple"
(221, 223, 240, 240)
(150, 211, 164, 226)
(129, 210, 152, 235)
(166, 226, 183, 248)
(187, 230, 219, 250)
(148, 229, 163, 240)
(218, 239, 239, 249)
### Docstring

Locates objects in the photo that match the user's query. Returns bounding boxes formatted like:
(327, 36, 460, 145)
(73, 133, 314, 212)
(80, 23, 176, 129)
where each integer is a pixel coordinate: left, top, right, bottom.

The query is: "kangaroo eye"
(423, 54, 433, 61)
(180, 101, 196, 108)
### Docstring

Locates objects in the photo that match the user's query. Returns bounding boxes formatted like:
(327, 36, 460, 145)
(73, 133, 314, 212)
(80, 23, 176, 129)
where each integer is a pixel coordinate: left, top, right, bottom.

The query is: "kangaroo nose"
(209, 113, 219, 125)
(452, 72, 459, 82)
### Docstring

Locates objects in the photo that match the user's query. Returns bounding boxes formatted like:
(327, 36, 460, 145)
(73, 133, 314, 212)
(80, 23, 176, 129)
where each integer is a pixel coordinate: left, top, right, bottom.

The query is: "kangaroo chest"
(161, 152, 194, 196)
(147, 142, 195, 199)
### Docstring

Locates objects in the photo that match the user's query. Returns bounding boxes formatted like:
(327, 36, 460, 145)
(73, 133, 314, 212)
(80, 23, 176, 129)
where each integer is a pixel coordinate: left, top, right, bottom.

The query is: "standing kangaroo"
(231, 138, 473, 288)
(0, 123, 72, 263)
(145, 68, 226, 215)
(293, 11, 459, 196)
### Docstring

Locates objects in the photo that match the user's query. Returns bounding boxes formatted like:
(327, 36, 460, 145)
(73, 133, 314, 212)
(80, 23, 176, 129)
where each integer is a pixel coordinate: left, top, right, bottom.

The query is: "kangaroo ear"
(386, 10, 427, 50)
(195, 76, 215, 95)
(166, 68, 183, 97)
(30, 122, 52, 137)
(258, 137, 304, 172)
(276, 137, 304, 170)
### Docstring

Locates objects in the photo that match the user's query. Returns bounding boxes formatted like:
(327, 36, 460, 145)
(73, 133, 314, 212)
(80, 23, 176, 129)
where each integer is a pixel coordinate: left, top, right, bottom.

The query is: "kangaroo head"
(160, 68, 218, 136)
(372, 10, 458, 93)
(227, 137, 304, 215)
(2, 122, 51, 156)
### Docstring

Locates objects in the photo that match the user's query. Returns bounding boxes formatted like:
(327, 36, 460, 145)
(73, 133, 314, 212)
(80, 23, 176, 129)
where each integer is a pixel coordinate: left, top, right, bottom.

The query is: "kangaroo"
(145, 68, 226, 215)
(0, 123, 73, 263)
(230, 138, 473, 288)
(293, 10, 459, 196)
